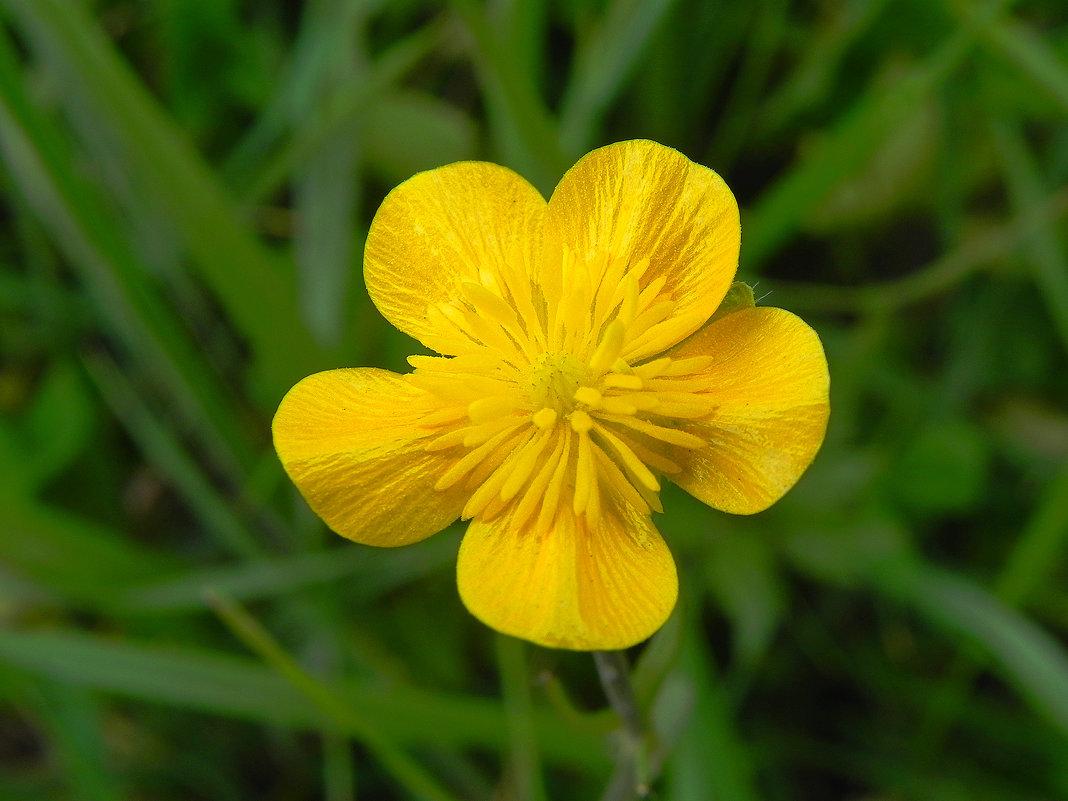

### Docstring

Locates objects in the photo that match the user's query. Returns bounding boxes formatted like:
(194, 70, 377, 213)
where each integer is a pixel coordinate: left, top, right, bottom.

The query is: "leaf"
(3, 0, 330, 405)
(705, 533, 784, 668)
(0, 628, 607, 768)
(0, 25, 256, 478)
(877, 559, 1068, 741)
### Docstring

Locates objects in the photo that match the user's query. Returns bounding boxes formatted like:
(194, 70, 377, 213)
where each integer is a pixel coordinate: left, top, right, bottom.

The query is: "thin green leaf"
(3, 0, 330, 404)
(877, 559, 1068, 740)
(0, 25, 255, 479)
(81, 352, 262, 558)
(994, 460, 1068, 608)
(0, 628, 607, 769)
(982, 15, 1068, 114)
(495, 636, 548, 801)
(113, 534, 456, 614)
(226, 23, 441, 204)
(557, 0, 680, 155)
(744, 0, 1018, 267)
(992, 119, 1068, 355)
(663, 609, 761, 801)
(0, 501, 175, 607)
(208, 589, 463, 801)
(30, 681, 123, 801)
(449, 0, 567, 194)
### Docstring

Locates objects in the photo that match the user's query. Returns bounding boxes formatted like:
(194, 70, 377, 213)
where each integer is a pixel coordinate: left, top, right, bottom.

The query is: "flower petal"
(272, 368, 467, 546)
(670, 307, 830, 514)
(543, 140, 739, 352)
(457, 501, 678, 650)
(364, 162, 546, 355)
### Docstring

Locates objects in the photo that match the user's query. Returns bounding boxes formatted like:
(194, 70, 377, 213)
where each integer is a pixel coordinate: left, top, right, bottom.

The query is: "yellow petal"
(457, 501, 678, 650)
(543, 140, 739, 350)
(364, 162, 546, 355)
(669, 307, 830, 514)
(272, 368, 467, 546)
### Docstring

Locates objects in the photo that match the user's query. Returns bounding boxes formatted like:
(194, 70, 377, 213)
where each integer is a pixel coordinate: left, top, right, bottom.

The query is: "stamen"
(463, 428, 530, 490)
(500, 428, 554, 501)
(511, 433, 566, 529)
(643, 376, 715, 392)
(625, 309, 707, 363)
(535, 429, 573, 532)
(408, 353, 507, 374)
(478, 268, 500, 290)
(586, 458, 601, 523)
(591, 444, 650, 516)
(592, 423, 660, 493)
(662, 355, 715, 375)
(635, 275, 667, 309)
(467, 395, 522, 423)
(572, 429, 598, 517)
(559, 259, 593, 351)
(592, 252, 628, 328)
(603, 373, 643, 391)
(495, 243, 548, 351)
(632, 358, 672, 379)
(462, 415, 522, 447)
(418, 405, 470, 427)
(434, 425, 521, 490)
(606, 392, 659, 411)
(459, 306, 523, 358)
(597, 413, 706, 448)
(462, 428, 536, 519)
(647, 393, 719, 418)
(619, 273, 639, 326)
(628, 256, 651, 283)
(425, 427, 470, 451)
(625, 299, 675, 345)
(425, 304, 478, 349)
(573, 386, 602, 408)
(569, 409, 594, 433)
(589, 319, 625, 374)
(599, 396, 638, 415)
(619, 433, 682, 475)
(532, 407, 558, 428)
(463, 281, 518, 326)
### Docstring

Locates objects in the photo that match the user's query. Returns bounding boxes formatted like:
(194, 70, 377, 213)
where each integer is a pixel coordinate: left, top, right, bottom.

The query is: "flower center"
(410, 249, 725, 532)
(528, 352, 588, 413)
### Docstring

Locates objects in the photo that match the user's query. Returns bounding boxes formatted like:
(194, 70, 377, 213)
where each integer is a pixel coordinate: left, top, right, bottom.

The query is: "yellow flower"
(273, 140, 829, 650)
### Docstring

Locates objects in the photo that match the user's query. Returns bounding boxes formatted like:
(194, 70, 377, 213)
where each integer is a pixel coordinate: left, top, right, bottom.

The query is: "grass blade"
(0, 25, 255, 478)
(743, 0, 1018, 267)
(557, 0, 680, 155)
(0, 627, 607, 768)
(4, 0, 330, 404)
(877, 559, 1068, 740)
(982, 15, 1068, 113)
(992, 119, 1068, 355)
(208, 589, 464, 801)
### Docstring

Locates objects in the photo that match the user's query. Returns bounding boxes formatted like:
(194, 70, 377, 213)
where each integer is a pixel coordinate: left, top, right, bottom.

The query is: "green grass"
(1, 1, 1067, 799)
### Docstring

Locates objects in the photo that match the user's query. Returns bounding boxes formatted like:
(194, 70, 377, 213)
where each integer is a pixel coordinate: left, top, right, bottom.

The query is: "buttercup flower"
(273, 140, 829, 650)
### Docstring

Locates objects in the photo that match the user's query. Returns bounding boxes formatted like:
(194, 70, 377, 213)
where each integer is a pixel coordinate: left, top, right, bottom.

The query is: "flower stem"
(593, 650, 651, 800)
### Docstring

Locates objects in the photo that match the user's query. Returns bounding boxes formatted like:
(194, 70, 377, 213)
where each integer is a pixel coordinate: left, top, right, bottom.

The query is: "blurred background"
(1, 0, 1067, 799)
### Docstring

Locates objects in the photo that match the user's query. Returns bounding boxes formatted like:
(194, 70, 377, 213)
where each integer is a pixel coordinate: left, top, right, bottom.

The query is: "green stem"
(496, 636, 548, 801)
(593, 651, 651, 800)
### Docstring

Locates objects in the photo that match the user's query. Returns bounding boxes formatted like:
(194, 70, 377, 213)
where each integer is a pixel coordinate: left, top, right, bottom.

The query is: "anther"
(573, 387, 602, 408)
(532, 407, 558, 429)
(569, 409, 594, 433)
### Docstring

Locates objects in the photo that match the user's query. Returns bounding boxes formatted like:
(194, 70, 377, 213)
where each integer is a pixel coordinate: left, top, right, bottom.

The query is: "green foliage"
(1, 0, 1066, 799)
